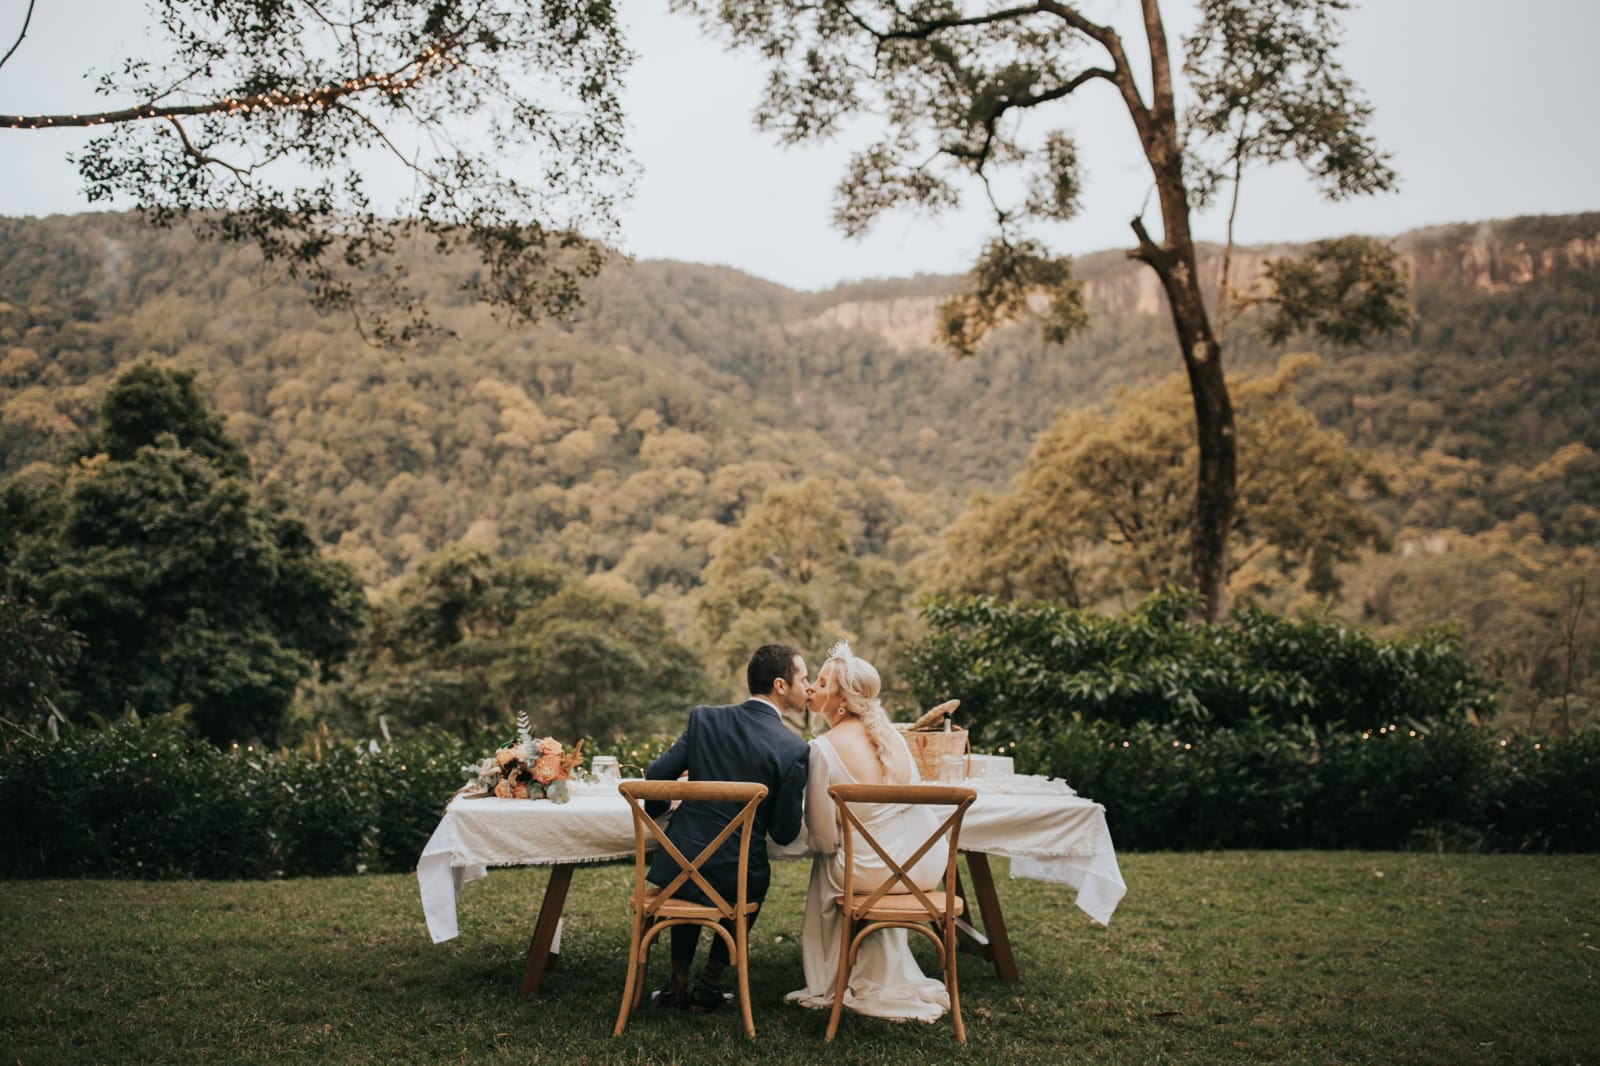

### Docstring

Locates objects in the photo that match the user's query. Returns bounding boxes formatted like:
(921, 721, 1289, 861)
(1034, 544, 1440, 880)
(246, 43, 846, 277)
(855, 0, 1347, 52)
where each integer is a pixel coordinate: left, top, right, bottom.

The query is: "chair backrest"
(617, 780, 768, 920)
(828, 783, 977, 921)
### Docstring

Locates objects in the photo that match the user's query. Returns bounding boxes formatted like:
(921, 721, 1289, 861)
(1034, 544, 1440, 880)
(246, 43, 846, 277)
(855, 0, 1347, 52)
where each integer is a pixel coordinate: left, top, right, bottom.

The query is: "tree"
(695, 478, 854, 686)
(332, 545, 705, 740)
(325, 545, 565, 736)
(89, 362, 249, 475)
(935, 356, 1385, 607)
(493, 583, 707, 741)
(1342, 524, 1600, 736)
(681, 0, 1403, 618)
(378, 544, 566, 658)
(0, 365, 368, 743)
(2, 0, 631, 342)
(0, 593, 84, 737)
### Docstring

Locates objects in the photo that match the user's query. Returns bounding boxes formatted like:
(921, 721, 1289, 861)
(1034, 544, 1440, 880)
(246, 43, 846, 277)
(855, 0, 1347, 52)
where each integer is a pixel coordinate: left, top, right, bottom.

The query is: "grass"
(2, 852, 1597, 1065)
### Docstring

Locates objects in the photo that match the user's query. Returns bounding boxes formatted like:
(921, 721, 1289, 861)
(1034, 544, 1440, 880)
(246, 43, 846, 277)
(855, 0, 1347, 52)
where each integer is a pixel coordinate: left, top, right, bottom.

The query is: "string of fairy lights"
(975, 723, 1554, 755)
(1070, 725, 1551, 753)
(186, 729, 1548, 764)
(4, 44, 460, 131)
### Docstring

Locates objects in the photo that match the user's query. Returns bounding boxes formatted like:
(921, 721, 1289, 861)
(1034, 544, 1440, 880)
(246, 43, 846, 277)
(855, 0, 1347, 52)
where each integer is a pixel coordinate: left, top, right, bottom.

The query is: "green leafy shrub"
(8, 712, 1581, 875)
(267, 745, 381, 876)
(590, 731, 678, 776)
(0, 718, 473, 879)
(367, 733, 480, 874)
(905, 590, 1497, 745)
(1014, 715, 1598, 852)
(1300, 718, 1493, 849)
(1477, 729, 1600, 851)
(0, 715, 272, 878)
(0, 720, 695, 880)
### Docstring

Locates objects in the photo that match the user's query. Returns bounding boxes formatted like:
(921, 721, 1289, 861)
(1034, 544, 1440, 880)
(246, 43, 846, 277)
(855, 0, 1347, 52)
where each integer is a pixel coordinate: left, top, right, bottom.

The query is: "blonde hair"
(824, 640, 898, 779)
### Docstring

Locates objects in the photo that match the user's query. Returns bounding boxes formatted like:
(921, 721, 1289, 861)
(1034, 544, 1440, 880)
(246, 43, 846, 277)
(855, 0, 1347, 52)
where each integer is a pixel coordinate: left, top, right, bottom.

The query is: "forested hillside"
(2, 210, 1596, 727)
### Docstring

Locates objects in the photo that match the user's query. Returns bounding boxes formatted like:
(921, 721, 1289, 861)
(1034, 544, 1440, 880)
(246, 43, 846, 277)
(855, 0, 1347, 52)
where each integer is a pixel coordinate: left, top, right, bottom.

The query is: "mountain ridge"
(807, 212, 1600, 349)
(2, 208, 1595, 593)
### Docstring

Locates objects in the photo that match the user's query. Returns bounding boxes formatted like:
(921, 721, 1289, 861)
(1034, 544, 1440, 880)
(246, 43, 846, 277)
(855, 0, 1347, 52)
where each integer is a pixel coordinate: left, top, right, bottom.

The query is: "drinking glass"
(591, 755, 620, 788)
(937, 755, 966, 785)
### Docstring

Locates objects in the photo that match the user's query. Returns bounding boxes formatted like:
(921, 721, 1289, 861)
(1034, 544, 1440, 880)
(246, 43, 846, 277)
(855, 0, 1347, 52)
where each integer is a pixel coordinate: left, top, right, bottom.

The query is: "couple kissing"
(643, 640, 951, 1022)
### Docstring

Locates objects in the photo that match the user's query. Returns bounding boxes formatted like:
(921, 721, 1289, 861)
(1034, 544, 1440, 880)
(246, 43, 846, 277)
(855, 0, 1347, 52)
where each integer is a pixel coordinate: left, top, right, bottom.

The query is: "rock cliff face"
(808, 213, 1600, 350)
(808, 293, 950, 352)
(1397, 221, 1600, 291)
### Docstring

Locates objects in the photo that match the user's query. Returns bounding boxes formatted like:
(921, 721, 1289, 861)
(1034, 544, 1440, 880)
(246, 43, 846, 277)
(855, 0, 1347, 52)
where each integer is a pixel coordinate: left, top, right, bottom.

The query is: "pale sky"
(2, 0, 1596, 290)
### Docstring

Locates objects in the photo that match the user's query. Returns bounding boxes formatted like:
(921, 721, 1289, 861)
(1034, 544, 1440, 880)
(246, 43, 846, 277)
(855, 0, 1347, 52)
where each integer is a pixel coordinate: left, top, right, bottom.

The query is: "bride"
(784, 640, 952, 1022)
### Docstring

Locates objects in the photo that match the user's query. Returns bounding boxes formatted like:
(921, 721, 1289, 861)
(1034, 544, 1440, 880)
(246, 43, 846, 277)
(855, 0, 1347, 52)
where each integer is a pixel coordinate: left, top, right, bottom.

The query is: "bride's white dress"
(784, 730, 951, 1022)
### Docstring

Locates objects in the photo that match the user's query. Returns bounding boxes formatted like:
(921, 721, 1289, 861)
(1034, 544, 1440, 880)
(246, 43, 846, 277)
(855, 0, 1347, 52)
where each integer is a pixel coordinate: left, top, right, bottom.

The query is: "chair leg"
(632, 918, 653, 1009)
(735, 915, 755, 1039)
(825, 914, 852, 1042)
(615, 911, 644, 1037)
(945, 920, 965, 1045)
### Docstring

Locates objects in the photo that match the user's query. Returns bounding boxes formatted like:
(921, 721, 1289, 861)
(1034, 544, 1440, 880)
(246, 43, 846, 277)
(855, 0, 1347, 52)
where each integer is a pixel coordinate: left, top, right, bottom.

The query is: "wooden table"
(417, 787, 1124, 997)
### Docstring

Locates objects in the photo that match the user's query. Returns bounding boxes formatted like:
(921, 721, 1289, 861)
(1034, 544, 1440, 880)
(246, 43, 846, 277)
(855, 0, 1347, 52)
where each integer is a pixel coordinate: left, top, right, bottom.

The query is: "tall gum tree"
(680, 0, 1402, 618)
(1, 0, 632, 342)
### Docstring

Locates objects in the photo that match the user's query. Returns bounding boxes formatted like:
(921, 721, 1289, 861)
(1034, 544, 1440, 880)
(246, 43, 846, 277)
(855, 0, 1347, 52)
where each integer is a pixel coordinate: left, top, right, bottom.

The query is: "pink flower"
(538, 737, 564, 756)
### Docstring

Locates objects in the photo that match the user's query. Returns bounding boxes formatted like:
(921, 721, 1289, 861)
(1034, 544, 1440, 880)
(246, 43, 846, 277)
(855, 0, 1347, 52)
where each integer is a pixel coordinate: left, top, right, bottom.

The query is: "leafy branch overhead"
(3, 1, 633, 343)
(1182, 0, 1398, 334)
(1246, 235, 1410, 345)
(937, 237, 1086, 357)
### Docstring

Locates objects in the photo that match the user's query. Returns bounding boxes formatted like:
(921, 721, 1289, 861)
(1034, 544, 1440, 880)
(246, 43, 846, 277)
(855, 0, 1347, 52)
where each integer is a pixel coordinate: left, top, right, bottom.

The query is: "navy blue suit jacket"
(644, 699, 810, 906)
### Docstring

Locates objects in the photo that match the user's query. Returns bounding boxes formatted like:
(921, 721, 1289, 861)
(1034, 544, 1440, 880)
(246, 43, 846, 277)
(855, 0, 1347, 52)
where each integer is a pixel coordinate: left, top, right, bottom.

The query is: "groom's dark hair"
(747, 642, 802, 696)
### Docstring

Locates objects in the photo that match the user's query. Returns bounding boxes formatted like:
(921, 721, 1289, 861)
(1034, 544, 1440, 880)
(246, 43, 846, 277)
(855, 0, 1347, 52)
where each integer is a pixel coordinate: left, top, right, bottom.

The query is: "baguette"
(908, 699, 960, 731)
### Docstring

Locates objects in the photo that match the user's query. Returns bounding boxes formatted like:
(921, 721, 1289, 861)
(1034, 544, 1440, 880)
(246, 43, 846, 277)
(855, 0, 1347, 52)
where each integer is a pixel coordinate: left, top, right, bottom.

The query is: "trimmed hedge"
(0, 718, 470, 879)
(1012, 715, 1600, 852)
(3, 713, 1591, 881)
(0, 720, 679, 880)
(905, 591, 1499, 744)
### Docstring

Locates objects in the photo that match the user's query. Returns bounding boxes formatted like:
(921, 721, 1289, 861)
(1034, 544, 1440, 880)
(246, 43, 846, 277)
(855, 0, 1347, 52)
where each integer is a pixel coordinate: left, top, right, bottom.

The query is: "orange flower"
(532, 752, 565, 785)
(538, 737, 563, 756)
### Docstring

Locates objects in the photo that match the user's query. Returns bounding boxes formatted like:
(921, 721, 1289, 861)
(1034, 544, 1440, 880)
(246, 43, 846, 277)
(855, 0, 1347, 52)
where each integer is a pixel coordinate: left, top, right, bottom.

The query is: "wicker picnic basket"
(894, 722, 970, 782)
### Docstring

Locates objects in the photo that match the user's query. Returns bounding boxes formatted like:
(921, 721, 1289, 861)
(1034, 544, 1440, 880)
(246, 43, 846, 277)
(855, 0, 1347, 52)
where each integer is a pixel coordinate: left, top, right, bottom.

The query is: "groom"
(644, 642, 812, 1010)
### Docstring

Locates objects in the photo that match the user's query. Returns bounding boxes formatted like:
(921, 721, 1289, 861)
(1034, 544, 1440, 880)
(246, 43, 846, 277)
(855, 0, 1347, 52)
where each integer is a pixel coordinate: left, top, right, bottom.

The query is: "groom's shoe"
(650, 982, 689, 1010)
(687, 980, 727, 1013)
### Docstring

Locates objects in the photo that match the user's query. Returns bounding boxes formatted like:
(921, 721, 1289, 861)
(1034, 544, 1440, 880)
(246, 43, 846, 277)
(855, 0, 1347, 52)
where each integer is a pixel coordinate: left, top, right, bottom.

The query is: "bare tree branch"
(849, 2, 1057, 43)
(0, 0, 35, 73)
(163, 115, 256, 183)
(331, 101, 436, 187)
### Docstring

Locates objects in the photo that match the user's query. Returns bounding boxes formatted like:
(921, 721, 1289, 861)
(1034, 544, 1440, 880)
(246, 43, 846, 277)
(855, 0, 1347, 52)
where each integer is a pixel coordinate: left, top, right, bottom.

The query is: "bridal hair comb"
(826, 637, 854, 662)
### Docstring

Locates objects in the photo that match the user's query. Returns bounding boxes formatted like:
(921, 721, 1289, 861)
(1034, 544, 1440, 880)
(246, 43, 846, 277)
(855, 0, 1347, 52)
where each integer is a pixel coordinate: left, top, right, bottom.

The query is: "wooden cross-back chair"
(827, 782, 978, 1044)
(614, 780, 767, 1038)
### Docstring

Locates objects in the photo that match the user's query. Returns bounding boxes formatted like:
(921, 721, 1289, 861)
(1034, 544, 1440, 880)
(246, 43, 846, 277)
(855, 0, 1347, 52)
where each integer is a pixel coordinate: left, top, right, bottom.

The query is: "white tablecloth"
(417, 786, 1126, 943)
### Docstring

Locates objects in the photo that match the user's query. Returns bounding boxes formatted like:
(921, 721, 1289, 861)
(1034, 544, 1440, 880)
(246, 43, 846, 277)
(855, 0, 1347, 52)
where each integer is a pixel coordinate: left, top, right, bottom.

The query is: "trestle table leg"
(519, 863, 575, 997)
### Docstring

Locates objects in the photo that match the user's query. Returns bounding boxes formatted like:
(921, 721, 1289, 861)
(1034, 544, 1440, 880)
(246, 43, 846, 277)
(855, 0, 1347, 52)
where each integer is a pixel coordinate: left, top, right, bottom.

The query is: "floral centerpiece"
(464, 712, 585, 803)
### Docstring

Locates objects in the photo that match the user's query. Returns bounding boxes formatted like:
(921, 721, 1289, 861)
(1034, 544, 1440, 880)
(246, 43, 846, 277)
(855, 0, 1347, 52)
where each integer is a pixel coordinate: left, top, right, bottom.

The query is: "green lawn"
(2, 853, 1596, 1064)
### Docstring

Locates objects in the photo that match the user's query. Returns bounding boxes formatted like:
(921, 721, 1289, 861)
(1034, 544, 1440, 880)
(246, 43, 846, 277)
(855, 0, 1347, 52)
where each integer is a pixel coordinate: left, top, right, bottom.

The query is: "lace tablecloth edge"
(965, 844, 1099, 860)
(431, 850, 636, 869)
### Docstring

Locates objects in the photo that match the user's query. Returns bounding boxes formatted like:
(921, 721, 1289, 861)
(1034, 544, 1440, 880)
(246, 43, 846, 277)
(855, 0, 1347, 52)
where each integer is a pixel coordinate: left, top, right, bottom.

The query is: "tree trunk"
(1122, 7, 1238, 621)
(1132, 223, 1236, 621)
